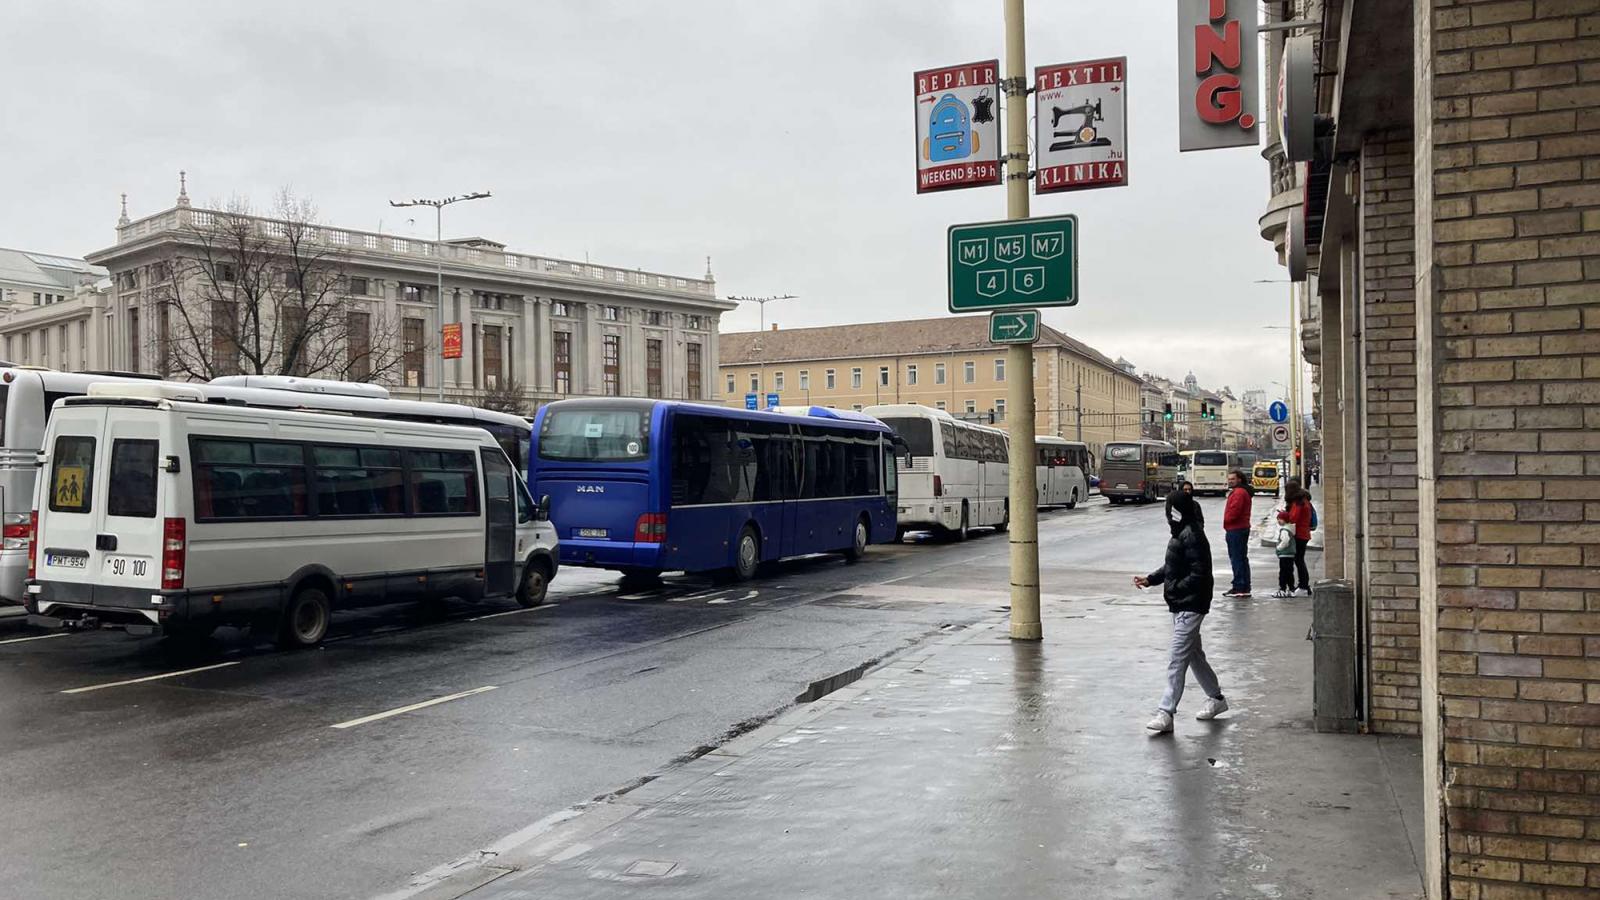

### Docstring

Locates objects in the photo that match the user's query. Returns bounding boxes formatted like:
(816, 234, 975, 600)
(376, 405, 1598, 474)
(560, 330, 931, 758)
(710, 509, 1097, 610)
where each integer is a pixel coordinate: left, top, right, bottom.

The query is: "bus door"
(480, 450, 517, 595)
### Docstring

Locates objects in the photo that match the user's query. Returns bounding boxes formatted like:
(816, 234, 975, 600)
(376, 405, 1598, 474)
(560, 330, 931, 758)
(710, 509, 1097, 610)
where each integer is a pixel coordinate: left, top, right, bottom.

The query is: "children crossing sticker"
(53, 466, 88, 510)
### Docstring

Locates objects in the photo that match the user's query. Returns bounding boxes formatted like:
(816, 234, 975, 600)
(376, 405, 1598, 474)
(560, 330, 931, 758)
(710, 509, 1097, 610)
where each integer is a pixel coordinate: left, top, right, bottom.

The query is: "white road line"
(0, 632, 71, 647)
(708, 590, 759, 605)
(670, 590, 725, 603)
(616, 593, 660, 601)
(60, 661, 240, 694)
(330, 685, 498, 730)
(466, 603, 559, 622)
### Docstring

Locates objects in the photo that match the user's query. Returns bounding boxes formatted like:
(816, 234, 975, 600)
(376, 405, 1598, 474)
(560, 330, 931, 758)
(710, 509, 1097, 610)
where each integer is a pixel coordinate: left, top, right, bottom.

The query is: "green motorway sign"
(989, 310, 1040, 344)
(947, 214, 1078, 312)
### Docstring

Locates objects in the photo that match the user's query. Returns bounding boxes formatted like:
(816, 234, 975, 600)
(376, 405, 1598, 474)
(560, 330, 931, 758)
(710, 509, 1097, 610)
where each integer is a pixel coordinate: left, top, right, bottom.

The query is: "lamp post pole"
(389, 191, 491, 402)
(728, 294, 795, 398)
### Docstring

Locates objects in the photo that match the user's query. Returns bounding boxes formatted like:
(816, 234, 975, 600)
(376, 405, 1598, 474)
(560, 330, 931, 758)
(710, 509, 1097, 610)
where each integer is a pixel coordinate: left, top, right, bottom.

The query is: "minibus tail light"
(634, 513, 667, 543)
(162, 518, 186, 589)
(933, 475, 943, 497)
(4, 512, 32, 551)
(26, 510, 37, 580)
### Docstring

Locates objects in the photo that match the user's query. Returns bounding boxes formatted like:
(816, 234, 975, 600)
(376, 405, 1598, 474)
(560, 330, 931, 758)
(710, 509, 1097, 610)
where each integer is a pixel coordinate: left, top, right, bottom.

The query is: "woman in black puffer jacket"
(1133, 490, 1227, 734)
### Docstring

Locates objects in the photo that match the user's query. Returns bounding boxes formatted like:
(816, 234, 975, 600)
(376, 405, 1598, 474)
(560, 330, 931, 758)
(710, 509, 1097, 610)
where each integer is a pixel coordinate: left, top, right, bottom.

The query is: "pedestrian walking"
(1133, 490, 1227, 733)
(1221, 470, 1253, 598)
(1274, 479, 1313, 598)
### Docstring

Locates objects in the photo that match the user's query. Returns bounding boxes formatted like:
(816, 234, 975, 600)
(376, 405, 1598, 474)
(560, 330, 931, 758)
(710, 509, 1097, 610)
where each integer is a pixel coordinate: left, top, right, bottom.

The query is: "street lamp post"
(728, 294, 795, 398)
(389, 191, 491, 401)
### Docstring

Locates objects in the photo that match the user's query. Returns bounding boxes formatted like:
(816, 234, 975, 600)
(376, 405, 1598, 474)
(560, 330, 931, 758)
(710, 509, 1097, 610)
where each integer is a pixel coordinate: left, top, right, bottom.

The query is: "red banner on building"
(442, 323, 463, 360)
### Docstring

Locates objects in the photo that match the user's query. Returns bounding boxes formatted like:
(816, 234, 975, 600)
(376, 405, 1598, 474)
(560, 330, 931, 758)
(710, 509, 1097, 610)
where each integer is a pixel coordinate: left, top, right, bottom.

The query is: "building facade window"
(935, 362, 947, 385)
(964, 399, 976, 414)
(127, 307, 139, 370)
(482, 324, 503, 389)
(645, 310, 663, 326)
(551, 301, 569, 317)
(750, 374, 759, 392)
(825, 369, 836, 389)
(58, 324, 69, 369)
(347, 311, 372, 381)
(601, 305, 620, 321)
(878, 366, 890, 387)
(994, 398, 1006, 420)
(401, 283, 425, 303)
(851, 367, 862, 389)
(798, 370, 809, 391)
(553, 331, 572, 394)
(774, 371, 785, 392)
(347, 276, 369, 296)
(963, 361, 975, 383)
(211, 300, 240, 376)
(906, 364, 918, 385)
(935, 400, 947, 410)
(726, 374, 736, 394)
(602, 334, 621, 396)
(282, 307, 307, 376)
(646, 338, 663, 398)
(994, 358, 1006, 381)
(402, 317, 425, 387)
(685, 342, 703, 400)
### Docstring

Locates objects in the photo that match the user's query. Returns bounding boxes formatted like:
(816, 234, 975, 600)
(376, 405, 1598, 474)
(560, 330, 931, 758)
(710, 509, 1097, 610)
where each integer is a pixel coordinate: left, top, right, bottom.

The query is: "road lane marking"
(0, 632, 72, 646)
(331, 685, 498, 730)
(670, 590, 724, 603)
(467, 603, 559, 622)
(708, 590, 759, 605)
(60, 661, 240, 694)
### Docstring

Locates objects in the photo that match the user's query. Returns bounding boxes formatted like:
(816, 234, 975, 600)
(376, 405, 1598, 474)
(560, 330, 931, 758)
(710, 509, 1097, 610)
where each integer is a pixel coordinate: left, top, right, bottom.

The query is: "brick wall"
(1362, 133, 1426, 736)
(1423, 0, 1600, 896)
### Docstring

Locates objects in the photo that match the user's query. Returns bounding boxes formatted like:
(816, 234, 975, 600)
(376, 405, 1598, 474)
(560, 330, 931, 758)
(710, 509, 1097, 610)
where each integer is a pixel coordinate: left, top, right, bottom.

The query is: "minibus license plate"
(579, 528, 607, 538)
(102, 556, 151, 579)
(1116, 483, 1129, 490)
(48, 554, 87, 569)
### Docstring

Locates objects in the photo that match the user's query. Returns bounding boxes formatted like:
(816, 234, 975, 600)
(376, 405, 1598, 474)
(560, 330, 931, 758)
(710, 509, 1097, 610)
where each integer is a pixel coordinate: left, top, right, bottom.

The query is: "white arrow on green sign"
(989, 310, 1040, 344)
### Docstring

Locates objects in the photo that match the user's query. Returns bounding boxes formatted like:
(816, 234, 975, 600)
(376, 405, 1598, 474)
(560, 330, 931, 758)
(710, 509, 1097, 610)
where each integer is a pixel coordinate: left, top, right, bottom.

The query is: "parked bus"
(530, 399, 898, 582)
(865, 404, 1009, 540)
(1035, 435, 1091, 509)
(26, 383, 558, 646)
(1101, 439, 1179, 504)
(1190, 449, 1240, 495)
(0, 369, 535, 605)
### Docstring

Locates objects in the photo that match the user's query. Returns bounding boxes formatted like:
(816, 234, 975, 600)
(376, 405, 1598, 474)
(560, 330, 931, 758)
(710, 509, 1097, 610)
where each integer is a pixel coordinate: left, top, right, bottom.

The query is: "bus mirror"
(537, 494, 551, 520)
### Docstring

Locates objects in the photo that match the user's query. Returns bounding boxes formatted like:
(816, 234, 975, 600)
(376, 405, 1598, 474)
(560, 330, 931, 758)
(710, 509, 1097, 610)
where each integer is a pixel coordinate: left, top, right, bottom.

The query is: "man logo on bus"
(923, 94, 979, 162)
(576, 485, 605, 494)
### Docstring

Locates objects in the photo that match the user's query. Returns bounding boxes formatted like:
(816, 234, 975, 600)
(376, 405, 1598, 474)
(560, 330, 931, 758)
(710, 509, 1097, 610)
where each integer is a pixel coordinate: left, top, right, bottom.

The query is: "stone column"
(585, 304, 604, 395)
(521, 297, 540, 393)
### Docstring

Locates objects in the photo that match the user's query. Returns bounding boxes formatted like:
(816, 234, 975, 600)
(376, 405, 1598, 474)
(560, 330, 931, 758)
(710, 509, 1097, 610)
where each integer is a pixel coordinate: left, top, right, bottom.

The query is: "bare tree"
(476, 378, 529, 416)
(149, 190, 404, 383)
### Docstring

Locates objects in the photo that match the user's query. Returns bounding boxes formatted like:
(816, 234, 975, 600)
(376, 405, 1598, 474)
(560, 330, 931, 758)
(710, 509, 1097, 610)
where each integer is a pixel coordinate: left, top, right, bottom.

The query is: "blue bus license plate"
(578, 528, 608, 539)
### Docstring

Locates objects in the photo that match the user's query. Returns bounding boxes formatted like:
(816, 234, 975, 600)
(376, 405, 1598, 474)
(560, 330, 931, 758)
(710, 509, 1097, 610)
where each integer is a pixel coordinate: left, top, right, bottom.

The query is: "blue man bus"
(529, 399, 900, 582)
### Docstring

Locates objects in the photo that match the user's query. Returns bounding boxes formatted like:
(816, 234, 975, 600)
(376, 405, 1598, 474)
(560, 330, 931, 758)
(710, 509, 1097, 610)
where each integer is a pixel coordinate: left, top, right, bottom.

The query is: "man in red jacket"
(1221, 470, 1253, 598)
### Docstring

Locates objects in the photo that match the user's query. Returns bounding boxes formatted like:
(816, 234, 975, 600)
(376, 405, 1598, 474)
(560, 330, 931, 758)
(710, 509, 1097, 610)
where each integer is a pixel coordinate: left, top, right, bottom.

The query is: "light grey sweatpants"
(1159, 611, 1223, 713)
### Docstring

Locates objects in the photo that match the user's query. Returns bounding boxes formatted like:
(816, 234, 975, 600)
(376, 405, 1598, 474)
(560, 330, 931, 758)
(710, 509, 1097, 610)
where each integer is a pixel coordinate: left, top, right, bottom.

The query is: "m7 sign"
(947, 215, 1079, 312)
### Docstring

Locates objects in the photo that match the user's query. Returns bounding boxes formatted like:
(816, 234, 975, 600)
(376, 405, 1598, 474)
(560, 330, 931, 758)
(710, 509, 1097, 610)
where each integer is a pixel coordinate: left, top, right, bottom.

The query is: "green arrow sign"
(948, 215, 1078, 312)
(989, 310, 1040, 344)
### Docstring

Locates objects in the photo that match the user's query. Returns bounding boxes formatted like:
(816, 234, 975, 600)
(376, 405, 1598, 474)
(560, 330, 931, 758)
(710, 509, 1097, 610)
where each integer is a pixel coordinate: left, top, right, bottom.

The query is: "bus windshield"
(1195, 451, 1229, 466)
(1105, 444, 1141, 462)
(877, 417, 934, 457)
(539, 406, 650, 461)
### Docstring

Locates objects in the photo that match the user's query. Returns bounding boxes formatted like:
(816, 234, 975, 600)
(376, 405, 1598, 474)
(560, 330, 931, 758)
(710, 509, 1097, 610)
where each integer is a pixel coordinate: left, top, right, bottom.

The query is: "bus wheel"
(843, 515, 870, 562)
(619, 568, 661, 590)
(995, 502, 1009, 533)
(1067, 489, 1079, 510)
(952, 505, 970, 542)
(278, 586, 331, 649)
(517, 558, 551, 608)
(732, 526, 760, 581)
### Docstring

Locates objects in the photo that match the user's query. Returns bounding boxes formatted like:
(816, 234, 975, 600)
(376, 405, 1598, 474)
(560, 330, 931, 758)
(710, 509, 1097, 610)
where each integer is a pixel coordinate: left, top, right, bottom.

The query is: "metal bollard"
(1308, 579, 1359, 733)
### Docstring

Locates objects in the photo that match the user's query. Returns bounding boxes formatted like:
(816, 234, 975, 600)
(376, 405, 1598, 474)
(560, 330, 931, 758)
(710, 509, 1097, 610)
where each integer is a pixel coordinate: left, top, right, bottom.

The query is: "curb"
(372, 618, 1002, 900)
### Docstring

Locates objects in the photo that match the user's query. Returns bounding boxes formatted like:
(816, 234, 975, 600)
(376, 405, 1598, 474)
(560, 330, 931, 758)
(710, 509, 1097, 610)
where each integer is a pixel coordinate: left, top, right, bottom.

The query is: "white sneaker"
(1196, 697, 1229, 720)
(1297, 588, 1312, 597)
(1145, 710, 1174, 734)
(1272, 589, 1291, 598)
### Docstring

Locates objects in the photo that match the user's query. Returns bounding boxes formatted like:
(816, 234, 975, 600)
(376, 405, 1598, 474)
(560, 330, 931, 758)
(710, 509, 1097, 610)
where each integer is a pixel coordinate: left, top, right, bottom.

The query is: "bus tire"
(278, 585, 331, 649)
(952, 504, 970, 542)
(843, 515, 870, 562)
(995, 502, 1009, 533)
(732, 525, 760, 581)
(517, 557, 552, 608)
(619, 567, 662, 590)
(1067, 489, 1079, 510)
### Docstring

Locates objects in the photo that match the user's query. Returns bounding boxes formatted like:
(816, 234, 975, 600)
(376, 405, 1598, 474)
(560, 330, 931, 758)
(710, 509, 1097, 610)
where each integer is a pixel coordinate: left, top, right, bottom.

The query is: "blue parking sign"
(745, 393, 759, 410)
(766, 393, 780, 409)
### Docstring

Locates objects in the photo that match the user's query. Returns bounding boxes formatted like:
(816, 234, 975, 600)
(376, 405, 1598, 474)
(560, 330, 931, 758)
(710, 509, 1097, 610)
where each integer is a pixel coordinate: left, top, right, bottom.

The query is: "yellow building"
(718, 316, 1142, 460)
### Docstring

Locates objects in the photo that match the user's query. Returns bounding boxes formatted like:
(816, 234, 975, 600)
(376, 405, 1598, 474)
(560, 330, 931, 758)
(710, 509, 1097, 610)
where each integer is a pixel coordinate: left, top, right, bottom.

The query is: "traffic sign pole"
(1003, 0, 1041, 643)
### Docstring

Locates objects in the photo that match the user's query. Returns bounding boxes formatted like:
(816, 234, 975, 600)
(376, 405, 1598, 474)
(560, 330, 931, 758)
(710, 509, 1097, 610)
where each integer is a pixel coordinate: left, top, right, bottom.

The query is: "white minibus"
(27, 383, 557, 646)
(866, 404, 1009, 540)
(1035, 436, 1091, 509)
(1190, 449, 1239, 495)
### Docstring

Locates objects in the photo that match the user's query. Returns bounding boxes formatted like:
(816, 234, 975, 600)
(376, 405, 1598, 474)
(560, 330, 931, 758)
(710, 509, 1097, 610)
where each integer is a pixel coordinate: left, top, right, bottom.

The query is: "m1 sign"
(1177, 0, 1259, 152)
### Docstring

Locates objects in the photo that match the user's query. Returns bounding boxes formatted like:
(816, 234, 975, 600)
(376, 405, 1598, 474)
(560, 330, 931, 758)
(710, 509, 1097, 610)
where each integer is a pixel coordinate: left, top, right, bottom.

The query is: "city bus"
(1190, 449, 1241, 495)
(0, 368, 535, 605)
(1035, 435, 1091, 509)
(530, 399, 898, 582)
(27, 383, 555, 645)
(865, 404, 1009, 540)
(1100, 439, 1179, 504)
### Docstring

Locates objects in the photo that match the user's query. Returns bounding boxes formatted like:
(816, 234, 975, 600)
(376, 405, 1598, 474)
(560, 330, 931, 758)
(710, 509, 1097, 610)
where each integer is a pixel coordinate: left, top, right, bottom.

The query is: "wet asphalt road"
(0, 493, 1208, 900)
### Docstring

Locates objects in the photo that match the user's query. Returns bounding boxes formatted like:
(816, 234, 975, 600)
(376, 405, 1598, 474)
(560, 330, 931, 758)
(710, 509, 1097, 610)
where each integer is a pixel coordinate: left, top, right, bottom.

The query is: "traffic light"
(1163, 403, 1173, 421)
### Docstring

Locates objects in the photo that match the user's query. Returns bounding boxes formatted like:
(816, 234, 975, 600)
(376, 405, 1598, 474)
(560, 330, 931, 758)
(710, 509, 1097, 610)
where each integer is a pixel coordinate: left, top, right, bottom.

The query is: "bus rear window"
(108, 440, 159, 518)
(1194, 452, 1228, 467)
(877, 418, 934, 457)
(539, 408, 650, 461)
(1105, 445, 1141, 462)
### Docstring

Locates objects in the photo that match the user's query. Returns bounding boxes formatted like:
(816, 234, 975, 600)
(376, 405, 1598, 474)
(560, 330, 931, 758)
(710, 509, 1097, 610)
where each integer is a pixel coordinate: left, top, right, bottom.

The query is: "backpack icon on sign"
(924, 94, 978, 162)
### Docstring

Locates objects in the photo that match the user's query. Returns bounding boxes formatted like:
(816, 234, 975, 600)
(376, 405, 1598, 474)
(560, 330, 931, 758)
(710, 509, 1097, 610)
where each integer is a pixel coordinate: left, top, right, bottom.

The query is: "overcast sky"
(3, 0, 1306, 400)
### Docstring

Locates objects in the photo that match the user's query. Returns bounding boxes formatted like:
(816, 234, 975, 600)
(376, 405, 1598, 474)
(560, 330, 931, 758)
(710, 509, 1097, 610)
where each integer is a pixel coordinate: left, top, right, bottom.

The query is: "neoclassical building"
(79, 179, 733, 408)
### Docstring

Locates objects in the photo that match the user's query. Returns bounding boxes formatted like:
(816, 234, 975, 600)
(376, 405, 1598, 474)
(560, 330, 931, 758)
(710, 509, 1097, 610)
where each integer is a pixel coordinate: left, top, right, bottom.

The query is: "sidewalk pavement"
(413, 541, 1424, 900)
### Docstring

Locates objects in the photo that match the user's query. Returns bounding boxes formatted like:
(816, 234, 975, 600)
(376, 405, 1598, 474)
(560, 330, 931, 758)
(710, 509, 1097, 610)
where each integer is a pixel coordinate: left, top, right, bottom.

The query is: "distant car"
(924, 94, 978, 162)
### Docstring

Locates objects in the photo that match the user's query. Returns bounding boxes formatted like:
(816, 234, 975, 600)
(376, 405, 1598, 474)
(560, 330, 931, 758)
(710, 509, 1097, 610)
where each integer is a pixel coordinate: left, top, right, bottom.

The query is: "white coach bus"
(0, 369, 534, 605)
(865, 404, 1009, 541)
(27, 383, 556, 646)
(1035, 435, 1091, 509)
(1190, 449, 1241, 496)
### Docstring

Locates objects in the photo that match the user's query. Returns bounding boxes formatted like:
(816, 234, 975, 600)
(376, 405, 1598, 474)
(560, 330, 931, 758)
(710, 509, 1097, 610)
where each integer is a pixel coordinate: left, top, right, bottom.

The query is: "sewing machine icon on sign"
(1049, 98, 1112, 152)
